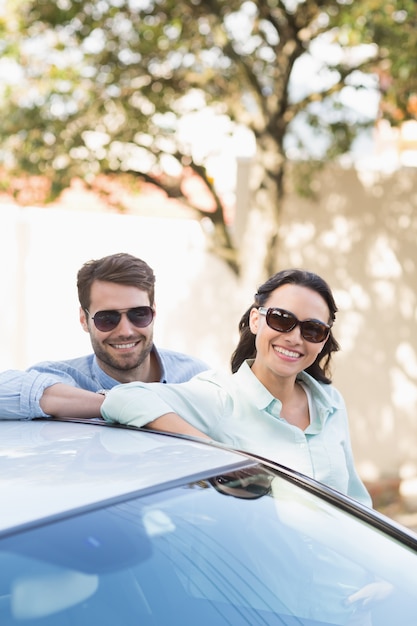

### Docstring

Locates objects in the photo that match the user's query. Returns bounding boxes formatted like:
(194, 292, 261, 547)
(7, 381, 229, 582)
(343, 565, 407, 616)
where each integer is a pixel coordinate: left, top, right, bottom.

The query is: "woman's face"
(249, 283, 331, 384)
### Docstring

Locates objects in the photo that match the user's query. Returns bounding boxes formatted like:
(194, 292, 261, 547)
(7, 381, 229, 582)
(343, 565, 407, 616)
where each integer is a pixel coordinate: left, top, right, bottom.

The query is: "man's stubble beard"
(91, 334, 154, 374)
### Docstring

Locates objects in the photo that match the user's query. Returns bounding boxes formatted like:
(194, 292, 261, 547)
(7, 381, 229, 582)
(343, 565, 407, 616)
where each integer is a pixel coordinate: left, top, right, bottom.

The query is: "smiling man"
(0, 253, 208, 420)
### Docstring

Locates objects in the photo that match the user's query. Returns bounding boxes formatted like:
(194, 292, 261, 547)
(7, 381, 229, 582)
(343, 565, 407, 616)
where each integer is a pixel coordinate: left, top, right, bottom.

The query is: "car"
(0, 417, 417, 626)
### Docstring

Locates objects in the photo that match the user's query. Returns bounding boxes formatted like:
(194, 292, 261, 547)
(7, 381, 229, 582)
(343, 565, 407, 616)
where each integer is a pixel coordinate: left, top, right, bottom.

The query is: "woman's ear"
(249, 307, 260, 334)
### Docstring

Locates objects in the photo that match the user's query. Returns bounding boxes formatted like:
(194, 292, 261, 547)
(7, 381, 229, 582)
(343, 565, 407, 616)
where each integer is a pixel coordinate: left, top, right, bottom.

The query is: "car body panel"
(1, 419, 417, 625)
(0, 420, 249, 534)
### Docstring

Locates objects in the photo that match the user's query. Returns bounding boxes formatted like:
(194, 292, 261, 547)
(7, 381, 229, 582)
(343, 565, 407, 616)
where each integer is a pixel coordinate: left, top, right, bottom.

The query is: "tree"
(0, 0, 416, 275)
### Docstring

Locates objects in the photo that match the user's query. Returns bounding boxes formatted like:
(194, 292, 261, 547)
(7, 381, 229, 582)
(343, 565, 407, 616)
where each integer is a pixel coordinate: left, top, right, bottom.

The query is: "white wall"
(0, 205, 244, 372)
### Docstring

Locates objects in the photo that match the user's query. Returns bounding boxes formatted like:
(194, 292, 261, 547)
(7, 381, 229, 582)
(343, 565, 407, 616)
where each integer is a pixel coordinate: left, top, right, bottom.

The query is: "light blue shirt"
(0, 347, 208, 420)
(102, 360, 372, 506)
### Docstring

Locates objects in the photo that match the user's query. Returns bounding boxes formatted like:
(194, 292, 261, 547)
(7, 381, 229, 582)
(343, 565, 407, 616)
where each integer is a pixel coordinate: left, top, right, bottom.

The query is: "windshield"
(1, 465, 416, 625)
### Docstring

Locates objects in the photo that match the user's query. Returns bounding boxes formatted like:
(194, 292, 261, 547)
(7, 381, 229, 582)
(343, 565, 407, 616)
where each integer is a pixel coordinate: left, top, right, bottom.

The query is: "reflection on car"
(0, 418, 416, 625)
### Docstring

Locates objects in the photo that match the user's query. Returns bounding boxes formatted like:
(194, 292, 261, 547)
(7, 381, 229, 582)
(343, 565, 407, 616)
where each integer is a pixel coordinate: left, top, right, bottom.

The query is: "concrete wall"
(1, 164, 416, 486)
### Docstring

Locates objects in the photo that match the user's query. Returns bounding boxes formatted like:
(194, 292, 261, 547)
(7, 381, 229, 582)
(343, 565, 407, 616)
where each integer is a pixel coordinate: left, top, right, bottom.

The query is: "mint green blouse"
(101, 360, 371, 507)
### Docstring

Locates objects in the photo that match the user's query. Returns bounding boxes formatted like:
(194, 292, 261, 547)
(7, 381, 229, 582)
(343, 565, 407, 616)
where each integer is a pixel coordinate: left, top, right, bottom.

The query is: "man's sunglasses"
(258, 307, 331, 343)
(86, 306, 154, 332)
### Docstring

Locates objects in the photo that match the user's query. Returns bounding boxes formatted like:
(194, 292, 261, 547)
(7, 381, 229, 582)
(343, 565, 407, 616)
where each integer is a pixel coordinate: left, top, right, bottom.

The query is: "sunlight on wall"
(277, 222, 316, 267)
(391, 367, 417, 409)
(390, 344, 417, 413)
(397, 284, 417, 318)
(367, 235, 402, 278)
(331, 310, 363, 353)
(334, 283, 371, 311)
(331, 284, 371, 354)
(396, 343, 417, 379)
(319, 216, 354, 254)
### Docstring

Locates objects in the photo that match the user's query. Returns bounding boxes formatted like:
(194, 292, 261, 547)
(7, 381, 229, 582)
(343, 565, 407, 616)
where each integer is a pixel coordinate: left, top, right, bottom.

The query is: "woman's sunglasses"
(258, 307, 331, 343)
(86, 306, 154, 332)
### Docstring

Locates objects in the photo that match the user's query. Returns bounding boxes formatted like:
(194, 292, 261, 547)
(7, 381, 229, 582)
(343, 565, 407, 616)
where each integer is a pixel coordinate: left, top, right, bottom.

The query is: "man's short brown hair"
(77, 252, 155, 310)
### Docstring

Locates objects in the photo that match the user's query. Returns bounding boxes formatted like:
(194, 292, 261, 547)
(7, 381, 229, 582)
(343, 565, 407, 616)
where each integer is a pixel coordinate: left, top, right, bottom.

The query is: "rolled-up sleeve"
(101, 375, 227, 438)
(0, 370, 64, 419)
(101, 383, 177, 427)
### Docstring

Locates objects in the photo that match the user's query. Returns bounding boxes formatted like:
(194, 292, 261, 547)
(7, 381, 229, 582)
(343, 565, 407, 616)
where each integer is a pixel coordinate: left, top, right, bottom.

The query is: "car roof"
(0, 419, 254, 535)
(3, 419, 417, 552)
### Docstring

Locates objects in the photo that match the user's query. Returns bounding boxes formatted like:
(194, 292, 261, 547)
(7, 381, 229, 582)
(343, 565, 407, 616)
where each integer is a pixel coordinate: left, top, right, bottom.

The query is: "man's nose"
(114, 312, 135, 333)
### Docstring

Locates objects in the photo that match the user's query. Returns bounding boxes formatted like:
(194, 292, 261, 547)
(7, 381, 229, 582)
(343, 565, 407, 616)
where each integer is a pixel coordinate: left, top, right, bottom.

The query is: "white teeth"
(274, 346, 300, 358)
(113, 343, 136, 349)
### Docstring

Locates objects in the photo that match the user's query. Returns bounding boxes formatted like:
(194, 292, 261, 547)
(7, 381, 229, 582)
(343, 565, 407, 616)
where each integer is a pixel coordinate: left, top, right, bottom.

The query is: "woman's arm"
(143, 411, 211, 439)
(101, 380, 217, 440)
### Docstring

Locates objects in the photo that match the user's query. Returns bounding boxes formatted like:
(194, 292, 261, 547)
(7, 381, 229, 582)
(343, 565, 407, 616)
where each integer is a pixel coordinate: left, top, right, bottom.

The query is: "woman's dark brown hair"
(230, 269, 340, 384)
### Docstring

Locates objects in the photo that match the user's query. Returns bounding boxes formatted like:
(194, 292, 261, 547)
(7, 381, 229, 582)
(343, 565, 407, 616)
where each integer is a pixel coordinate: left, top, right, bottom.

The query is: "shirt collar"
(234, 360, 342, 414)
(151, 345, 167, 383)
(234, 360, 279, 410)
(296, 370, 343, 412)
(91, 356, 119, 388)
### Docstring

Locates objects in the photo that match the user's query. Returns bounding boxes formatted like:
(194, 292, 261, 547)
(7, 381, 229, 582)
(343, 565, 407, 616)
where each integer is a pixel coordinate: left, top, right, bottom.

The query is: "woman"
(101, 269, 371, 507)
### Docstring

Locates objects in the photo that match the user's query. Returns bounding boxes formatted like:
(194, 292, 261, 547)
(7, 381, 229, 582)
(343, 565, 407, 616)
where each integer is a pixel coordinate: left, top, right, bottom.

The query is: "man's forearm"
(40, 384, 104, 418)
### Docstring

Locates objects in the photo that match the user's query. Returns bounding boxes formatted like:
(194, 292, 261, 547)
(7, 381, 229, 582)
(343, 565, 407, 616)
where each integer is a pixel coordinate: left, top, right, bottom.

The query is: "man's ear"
(249, 307, 259, 334)
(79, 307, 89, 333)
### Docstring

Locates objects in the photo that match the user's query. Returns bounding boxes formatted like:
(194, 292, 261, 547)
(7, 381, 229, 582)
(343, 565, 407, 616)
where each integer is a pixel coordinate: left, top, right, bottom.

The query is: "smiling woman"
(102, 268, 372, 508)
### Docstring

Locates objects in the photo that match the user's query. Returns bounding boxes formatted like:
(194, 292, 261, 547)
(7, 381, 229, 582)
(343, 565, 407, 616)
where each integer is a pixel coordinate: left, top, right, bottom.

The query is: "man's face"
(79, 280, 155, 382)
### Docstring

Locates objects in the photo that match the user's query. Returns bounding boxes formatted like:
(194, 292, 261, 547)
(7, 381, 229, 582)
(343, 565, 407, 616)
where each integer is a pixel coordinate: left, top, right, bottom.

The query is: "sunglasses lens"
(266, 309, 297, 332)
(127, 307, 154, 328)
(264, 308, 330, 343)
(92, 307, 154, 331)
(301, 321, 329, 343)
(92, 311, 121, 332)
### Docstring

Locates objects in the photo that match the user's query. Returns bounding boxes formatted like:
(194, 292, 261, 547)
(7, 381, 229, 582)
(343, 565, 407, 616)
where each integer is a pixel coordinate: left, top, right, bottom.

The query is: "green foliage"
(0, 0, 415, 271)
(333, 0, 417, 123)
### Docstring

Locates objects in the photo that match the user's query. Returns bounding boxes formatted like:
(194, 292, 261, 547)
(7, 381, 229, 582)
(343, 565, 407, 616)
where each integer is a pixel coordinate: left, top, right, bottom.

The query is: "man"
(0, 252, 208, 420)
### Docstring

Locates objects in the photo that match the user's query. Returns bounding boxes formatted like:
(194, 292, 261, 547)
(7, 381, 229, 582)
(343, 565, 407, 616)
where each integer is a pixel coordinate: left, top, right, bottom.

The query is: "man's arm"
(0, 370, 60, 420)
(0, 370, 106, 420)
(39, 384, 104, 418)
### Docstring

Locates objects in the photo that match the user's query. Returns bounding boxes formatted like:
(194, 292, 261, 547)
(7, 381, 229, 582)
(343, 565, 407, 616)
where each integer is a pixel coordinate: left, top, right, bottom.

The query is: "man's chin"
(111, 357, 145, 372)
(99, 352, 144, 371)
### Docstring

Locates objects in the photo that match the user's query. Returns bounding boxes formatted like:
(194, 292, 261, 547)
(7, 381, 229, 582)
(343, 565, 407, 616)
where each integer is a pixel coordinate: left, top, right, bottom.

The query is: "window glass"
(0, 466, 416, 625)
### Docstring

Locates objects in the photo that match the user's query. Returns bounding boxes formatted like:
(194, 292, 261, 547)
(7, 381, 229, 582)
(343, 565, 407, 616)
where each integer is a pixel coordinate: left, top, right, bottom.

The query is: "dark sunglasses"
(258, 306, 331, 343)
(86, 306, 154, 332)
